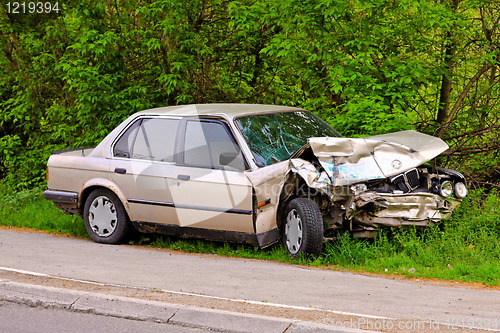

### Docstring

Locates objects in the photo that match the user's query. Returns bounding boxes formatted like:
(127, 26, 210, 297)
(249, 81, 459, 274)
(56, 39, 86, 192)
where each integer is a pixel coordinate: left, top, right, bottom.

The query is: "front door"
(170, 119, 254, 233)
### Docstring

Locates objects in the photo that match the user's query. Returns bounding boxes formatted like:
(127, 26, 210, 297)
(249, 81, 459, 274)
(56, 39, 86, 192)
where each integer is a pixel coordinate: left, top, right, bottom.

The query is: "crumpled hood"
(308, 130, 449, 186)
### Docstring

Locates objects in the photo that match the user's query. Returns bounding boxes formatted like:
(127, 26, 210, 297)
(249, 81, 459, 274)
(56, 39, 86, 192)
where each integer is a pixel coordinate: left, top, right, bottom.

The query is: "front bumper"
(350, 191, 459, 228)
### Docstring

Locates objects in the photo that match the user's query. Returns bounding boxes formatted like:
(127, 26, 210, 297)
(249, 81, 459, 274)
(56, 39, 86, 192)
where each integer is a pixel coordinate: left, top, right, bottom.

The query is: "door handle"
(177, 174, 190, 181)
(114, 168, 127, 174)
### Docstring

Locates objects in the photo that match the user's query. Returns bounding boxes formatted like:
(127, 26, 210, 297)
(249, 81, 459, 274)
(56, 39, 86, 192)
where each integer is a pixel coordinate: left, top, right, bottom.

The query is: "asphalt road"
(0, 300, 209, 333)
(0, 229, 499, 331)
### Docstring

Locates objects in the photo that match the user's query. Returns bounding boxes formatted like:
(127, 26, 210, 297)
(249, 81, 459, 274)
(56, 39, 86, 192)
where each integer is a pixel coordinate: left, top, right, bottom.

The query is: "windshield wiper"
(285, 143, 309, 160)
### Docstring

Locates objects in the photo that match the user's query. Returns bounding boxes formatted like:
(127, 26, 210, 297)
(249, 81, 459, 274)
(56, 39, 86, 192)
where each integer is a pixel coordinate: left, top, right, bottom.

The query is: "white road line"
(0, 267, 48, 277)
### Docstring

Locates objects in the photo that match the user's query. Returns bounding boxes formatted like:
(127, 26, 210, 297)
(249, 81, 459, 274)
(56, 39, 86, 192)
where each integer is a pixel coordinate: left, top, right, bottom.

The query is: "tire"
(282, 198, 324, 258)
(83, 188, 131, 244)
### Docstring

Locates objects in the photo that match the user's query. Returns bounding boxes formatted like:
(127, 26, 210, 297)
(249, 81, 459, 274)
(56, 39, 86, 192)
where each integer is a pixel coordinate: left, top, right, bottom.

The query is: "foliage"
(323, 189, 500, 285)
(0, 0, 499, 188)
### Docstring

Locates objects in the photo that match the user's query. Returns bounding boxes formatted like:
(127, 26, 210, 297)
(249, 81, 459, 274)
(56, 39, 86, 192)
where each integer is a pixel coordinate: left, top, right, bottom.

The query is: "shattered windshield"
(235, 111, 341, 167)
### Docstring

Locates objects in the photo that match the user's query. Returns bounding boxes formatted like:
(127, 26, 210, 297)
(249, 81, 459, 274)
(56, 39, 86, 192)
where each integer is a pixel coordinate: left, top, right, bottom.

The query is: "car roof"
(136, 103, 305, 120)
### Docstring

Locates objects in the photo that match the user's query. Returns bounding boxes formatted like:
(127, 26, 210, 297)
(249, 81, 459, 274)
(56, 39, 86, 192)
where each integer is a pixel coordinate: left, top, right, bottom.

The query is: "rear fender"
(81, 178, 131, 218)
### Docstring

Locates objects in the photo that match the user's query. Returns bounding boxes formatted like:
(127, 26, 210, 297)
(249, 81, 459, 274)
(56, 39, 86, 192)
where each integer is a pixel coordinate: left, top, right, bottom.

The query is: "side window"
(113, 118, 179, 162)
(132, 118, 178, 161)
(113, 119, 141, 158)
(184, 121, 245, 170)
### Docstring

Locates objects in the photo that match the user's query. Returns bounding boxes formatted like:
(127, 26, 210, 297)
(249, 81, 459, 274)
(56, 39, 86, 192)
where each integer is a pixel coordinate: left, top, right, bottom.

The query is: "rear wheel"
(83, 189, 131, 244)
(282, 198, 324, 258)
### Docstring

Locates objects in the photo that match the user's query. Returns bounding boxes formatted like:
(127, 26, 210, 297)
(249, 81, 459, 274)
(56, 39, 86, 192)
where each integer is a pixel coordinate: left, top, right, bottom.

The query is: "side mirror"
(219, 152, 239, 166)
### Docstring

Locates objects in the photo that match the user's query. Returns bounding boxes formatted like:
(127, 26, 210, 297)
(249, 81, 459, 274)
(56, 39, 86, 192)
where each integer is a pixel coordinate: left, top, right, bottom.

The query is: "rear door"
(170, 118, 254, 232)
(109, 116, 181, 224)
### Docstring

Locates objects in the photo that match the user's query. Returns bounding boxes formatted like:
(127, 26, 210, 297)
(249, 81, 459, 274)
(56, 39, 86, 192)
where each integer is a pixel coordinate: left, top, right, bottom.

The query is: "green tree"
(0, 0, 499, 189)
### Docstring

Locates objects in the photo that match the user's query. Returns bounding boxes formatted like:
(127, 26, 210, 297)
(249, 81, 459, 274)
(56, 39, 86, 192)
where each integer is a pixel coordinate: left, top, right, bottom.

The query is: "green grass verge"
(0, 187, 87, 237)
(1, 187, 499, 286)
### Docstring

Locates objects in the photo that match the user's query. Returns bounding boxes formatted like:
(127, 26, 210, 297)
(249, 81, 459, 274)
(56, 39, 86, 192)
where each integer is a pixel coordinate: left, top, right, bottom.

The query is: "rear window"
(113, 118, 179, 162)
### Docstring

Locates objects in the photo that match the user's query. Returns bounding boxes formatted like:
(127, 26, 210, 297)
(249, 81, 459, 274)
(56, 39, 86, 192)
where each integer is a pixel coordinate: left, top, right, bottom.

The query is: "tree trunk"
(436, 33, 454, 124)
(437, 63, 492, 137)
(436, 0, 460, 124)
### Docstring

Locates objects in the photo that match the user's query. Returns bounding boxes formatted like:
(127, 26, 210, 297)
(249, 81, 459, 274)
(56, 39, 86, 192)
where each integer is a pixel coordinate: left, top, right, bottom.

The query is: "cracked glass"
(236, 111, 340, 167)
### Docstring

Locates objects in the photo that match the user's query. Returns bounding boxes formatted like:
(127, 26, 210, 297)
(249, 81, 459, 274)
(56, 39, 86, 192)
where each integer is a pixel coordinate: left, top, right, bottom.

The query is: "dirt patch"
(0, 225, 85, 239)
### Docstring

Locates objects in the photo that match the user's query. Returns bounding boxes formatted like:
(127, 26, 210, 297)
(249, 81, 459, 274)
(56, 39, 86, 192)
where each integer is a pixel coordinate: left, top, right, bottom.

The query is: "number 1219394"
(6, 2, 60, 14)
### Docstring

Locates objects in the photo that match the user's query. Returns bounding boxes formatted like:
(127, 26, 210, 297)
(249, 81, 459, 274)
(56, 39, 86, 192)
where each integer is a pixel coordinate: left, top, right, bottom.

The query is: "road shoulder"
(0, 276, 367, 333)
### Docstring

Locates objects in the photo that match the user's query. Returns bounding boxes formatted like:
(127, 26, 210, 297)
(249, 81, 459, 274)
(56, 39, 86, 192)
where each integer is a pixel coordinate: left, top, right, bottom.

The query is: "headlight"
(454, 182, 468, 199)
(350, 183, 368, 195)
(439, 181, 453, 197)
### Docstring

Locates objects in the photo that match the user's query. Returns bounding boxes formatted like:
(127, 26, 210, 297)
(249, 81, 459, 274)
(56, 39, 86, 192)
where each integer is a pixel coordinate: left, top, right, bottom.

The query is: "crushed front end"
(344, 165, 466, 237)
(295, 130, 467, 238)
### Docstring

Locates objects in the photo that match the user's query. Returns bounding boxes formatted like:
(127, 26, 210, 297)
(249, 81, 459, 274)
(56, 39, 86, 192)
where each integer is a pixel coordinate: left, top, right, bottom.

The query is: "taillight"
(46, 166, 49, 182)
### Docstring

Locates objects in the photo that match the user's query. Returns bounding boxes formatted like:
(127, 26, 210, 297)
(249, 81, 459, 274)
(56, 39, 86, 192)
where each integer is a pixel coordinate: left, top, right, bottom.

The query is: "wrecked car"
(43, 104, 467, 258)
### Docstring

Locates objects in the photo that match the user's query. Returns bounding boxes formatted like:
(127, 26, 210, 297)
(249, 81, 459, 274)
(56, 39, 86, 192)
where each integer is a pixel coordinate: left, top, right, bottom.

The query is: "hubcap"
(285, 209, 303, 254)
(88, 196, 117, 237)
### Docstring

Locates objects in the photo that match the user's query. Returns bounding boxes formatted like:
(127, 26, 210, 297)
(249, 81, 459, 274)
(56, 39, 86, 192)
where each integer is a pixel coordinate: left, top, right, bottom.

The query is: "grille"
(391, 168, 420, 193)
(391, 174, 409, 192)
(406, 169, 419, 189)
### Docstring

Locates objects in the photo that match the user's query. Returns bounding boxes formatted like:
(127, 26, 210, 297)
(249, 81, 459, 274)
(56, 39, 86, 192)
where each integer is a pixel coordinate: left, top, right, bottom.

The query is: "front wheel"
(83, 189, 131, 244)
(282, 198, 324, 258)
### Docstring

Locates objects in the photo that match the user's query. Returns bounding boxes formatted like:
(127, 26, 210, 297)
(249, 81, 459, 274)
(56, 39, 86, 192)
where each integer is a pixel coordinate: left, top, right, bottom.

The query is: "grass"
(1, 186, 499, 286)
(0, 187, 87, 237)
